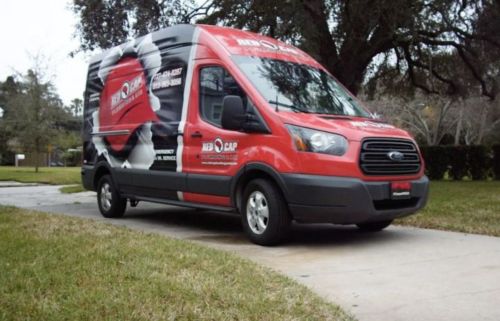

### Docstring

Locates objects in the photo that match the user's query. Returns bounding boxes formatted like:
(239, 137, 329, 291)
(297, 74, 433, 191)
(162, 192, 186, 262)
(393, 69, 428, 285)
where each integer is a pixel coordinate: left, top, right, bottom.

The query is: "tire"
(97, 174, 127, 218)
(241, 179, 291, 245)
(356, 220, 393, 232)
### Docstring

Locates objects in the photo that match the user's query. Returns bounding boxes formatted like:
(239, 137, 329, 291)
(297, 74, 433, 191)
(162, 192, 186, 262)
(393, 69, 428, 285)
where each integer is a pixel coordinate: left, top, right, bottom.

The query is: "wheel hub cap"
(100, 183, 112, 211)
(246, 191, 269, 235)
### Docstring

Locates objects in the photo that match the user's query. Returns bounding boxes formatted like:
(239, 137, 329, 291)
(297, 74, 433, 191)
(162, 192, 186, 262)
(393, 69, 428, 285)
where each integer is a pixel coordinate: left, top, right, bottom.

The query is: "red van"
(81, 24, 429, 245)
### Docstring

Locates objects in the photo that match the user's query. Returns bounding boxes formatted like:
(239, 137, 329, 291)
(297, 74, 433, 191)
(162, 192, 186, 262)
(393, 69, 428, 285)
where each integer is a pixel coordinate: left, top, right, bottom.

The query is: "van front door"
(181, 63, 251, 207)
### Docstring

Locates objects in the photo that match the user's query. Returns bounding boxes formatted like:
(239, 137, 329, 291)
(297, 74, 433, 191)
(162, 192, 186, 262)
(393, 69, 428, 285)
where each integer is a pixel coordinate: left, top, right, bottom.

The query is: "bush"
(420, 144, 493, 180)
(63, 150, 82, 167)
(468, 145, 489, 180)
(0, 151, 15, 165)
(446, 145, 468, 180)
(420, 146, 449, 180)
(493, 145, 500, 180)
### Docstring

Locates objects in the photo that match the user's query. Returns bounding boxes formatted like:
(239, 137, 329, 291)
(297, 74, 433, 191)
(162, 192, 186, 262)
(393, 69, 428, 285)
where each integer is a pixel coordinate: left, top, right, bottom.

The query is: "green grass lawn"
(0, 206, 353, 321)
(397, 181, 500, 236)
(0, 166, 81, 185)
(59, 184, 86, 194)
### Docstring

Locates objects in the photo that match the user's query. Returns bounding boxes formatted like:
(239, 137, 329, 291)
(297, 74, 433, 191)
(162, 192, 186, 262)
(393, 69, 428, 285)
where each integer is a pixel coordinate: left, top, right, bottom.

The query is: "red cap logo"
(99, 57, 158, 152)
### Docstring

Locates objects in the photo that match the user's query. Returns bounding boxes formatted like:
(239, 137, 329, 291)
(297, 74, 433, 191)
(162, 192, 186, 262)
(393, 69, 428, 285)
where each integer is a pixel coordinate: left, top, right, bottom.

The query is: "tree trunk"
(332, 55, 374, 95)
(35, 150, 39, 173)
(454, 100, 464, 145)
(34, 136, 40, 173)
(293, 1, 391, 95)
(476, 105, 488, 144)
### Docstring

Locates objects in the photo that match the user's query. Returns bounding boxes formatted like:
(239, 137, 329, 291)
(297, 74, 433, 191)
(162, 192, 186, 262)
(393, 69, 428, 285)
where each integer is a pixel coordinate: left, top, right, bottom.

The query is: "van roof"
(89, 24, 320, 68)
(89, 24, 197, 65)
(198, 24, 320, 67)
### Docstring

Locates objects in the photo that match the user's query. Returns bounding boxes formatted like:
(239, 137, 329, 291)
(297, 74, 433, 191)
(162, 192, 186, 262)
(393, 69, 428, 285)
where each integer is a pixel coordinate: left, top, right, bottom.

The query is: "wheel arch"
(231, 163, 290, 213)
(93, 161, 114, 190)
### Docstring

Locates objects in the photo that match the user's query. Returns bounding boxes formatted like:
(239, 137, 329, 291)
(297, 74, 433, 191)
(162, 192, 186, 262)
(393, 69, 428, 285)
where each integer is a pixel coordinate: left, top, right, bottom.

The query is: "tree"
(71, 0, 198, 51)
(366, 87, 500, 145)
(0, 76, 19, 110)
(458, 98, 500, 144)
(4, 68, 68, 172)
(363, 34, 500, 145)
(368, 94, 457, 145)
(0, 76, 20, 164)
(68, 98, 83, 117)
(72, 0, 500, 98)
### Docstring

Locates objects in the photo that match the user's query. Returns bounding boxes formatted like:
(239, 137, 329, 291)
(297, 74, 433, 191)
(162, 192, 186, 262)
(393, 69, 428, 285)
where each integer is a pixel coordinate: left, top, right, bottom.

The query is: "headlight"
(286, 125, 348, 156)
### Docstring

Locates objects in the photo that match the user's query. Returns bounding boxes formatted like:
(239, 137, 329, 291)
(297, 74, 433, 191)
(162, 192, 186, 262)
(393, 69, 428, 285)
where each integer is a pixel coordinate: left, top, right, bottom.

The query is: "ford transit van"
(82, 24, 429, 245)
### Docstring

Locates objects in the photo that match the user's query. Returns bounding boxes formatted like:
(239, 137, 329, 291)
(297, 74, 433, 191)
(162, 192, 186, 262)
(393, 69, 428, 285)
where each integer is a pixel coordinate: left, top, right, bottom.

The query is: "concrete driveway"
(1, 183, 500, 321)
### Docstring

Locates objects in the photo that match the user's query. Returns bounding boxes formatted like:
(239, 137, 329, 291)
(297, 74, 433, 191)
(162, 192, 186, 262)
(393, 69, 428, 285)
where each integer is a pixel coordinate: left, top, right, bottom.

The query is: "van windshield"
(233, 56, 370, 117)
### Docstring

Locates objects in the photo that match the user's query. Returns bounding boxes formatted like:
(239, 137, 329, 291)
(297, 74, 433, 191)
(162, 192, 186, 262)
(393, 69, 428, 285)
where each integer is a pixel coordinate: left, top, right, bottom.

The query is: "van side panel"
(82, 25, 199, 199)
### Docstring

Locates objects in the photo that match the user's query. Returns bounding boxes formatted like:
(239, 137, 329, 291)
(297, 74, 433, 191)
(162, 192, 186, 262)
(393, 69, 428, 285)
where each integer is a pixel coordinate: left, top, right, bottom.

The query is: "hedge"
(420, 145, 497, 180)
(493, 144, 500, 180)
(446, 146, 468, 180)
(420, 146, 449, 180)
(468, 145, 489, 180)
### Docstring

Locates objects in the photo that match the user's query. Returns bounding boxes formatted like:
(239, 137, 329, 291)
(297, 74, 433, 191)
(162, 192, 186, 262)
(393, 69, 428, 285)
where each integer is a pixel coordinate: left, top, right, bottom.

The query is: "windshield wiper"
(268, 100, 311, 113)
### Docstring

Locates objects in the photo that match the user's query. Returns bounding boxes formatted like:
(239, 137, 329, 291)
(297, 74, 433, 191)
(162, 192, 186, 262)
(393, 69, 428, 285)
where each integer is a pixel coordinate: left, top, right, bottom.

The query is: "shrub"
(63, 150, 83, 167)
(420, 146, 448, 180)
(0, 151, 15, 165)
(468, 145, 489, 180)
(493, 144, 500, 180)
(447, 145, 468, 180)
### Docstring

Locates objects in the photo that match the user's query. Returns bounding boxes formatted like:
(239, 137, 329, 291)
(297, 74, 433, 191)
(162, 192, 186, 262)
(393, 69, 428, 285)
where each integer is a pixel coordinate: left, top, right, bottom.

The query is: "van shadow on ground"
(121, 204, 416, 248)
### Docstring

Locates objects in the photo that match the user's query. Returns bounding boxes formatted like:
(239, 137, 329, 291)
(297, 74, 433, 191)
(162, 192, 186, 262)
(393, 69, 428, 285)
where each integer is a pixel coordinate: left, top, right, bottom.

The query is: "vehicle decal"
(85, 28, 197, 179)
(350, 121, 395, 129)
(176, 27, 200, 200)
(200, 137, 238, 166)
(92, 34, 161, 169)
(236, 38, 300, 55)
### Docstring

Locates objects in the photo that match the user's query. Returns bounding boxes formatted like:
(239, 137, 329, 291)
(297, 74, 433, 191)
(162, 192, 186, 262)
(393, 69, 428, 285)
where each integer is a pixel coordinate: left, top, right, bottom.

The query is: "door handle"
(191, 131, 203, 138)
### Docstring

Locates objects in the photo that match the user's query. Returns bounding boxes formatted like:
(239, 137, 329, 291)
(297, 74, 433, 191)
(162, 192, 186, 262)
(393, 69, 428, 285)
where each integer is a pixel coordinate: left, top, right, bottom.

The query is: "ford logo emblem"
(388, 151, 404, 162)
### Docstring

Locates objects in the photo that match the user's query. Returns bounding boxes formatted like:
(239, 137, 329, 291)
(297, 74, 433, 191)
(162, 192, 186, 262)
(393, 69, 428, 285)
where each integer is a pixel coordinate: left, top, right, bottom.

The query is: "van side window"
(199, 66, 247, 127)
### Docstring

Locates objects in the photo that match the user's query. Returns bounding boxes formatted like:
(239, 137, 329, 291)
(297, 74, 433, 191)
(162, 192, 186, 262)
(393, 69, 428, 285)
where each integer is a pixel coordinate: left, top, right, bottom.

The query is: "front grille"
(360, 138, 421, 175)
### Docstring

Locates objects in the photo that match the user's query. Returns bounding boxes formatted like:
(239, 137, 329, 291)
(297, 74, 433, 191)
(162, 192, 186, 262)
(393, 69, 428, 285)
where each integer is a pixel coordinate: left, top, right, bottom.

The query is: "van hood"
(277, 112, 412, 142)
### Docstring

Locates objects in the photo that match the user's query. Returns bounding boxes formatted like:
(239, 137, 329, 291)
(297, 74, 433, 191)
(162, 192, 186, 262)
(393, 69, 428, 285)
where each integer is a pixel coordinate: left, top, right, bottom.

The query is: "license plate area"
(390, 181, 412, 200)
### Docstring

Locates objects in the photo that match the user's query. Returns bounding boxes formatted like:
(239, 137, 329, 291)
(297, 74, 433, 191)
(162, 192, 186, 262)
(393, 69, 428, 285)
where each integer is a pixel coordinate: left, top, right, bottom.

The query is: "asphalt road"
(1, 183, 500, 321)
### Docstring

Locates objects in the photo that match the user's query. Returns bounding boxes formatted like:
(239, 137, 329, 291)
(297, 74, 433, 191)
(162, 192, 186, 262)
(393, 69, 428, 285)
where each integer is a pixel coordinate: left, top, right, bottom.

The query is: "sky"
(0, 0, 89, 105)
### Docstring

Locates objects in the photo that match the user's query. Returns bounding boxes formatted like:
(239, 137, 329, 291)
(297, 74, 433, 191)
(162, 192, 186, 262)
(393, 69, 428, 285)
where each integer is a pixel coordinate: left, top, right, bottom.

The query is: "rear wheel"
(242, 179, 290, 245)
(356, 220, 393, 232)
(97, 174, 127, 218)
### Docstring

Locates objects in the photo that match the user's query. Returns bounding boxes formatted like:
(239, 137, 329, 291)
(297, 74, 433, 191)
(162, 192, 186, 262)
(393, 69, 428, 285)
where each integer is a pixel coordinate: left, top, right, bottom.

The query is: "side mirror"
(221, 95, 246, 130)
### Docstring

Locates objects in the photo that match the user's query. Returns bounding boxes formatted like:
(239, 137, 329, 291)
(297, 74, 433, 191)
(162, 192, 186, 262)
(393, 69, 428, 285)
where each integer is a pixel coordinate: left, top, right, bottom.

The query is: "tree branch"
(401, 44, 440, 95)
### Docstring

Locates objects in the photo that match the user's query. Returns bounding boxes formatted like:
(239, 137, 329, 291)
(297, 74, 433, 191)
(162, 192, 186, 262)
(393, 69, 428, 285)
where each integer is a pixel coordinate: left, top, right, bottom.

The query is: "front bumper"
(282, 174, 429, 224)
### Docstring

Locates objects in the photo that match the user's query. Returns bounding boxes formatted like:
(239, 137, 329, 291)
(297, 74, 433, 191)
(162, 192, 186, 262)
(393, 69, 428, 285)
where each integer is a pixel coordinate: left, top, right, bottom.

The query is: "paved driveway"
(1, 183, 500, 321)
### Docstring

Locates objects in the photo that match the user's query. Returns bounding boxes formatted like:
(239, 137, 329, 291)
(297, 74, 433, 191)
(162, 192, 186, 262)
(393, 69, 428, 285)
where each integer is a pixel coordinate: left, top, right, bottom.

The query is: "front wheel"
(356, 220, 393, 232)
(97, 175, 127, 218)
(242, 179, 291, 246)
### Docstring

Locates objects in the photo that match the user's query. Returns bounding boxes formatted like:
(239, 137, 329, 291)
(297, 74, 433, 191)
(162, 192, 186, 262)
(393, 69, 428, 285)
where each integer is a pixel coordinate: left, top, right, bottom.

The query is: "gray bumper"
(282, 174, 429, 224)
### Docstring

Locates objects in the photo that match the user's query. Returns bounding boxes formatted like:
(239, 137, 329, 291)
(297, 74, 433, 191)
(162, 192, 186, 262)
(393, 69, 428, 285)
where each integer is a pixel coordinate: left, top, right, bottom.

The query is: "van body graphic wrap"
(82, 24, 428, 233)
(83, 25, 197, 173)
